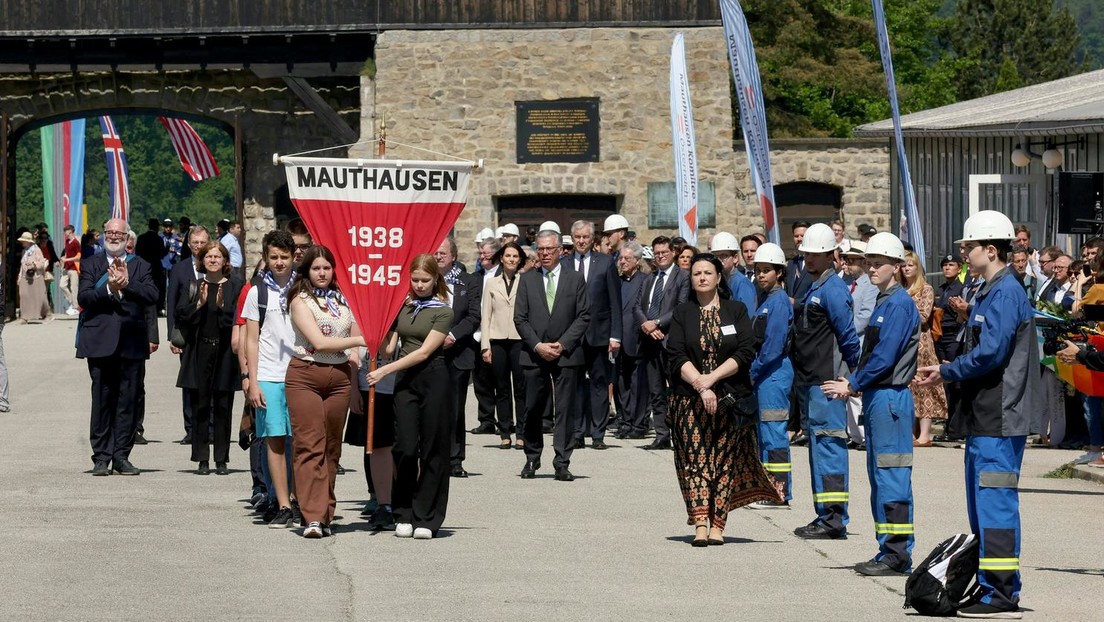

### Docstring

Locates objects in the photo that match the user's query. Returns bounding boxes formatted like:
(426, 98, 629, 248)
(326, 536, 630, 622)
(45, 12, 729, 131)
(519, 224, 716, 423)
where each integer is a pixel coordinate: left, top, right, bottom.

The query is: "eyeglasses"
(294, 243, 313, 251)
(104, 230, 128, 239)
(536, 247, 559, 254)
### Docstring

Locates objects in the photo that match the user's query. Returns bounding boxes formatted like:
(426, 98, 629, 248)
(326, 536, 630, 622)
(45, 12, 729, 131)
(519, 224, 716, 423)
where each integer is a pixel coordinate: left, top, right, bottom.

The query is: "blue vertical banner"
(872, 0, 926, 266)
(719, 0, 779, 245)
(670, 33, 700, 246)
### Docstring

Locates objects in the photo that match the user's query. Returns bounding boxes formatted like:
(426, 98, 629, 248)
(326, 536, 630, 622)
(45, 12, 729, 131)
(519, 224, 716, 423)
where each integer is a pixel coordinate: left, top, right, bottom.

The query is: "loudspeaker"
(1058, 171, 1104, 234)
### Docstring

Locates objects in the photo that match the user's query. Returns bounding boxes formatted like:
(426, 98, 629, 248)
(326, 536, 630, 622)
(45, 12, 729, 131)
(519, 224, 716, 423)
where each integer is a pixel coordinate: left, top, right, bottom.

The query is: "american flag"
(98, 116, 130, 222)
(158, 117, 220, 181)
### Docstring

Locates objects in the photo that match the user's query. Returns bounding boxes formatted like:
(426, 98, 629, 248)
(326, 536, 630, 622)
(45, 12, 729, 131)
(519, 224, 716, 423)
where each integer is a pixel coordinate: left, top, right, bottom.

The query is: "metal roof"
(854, 68, 1104, 138)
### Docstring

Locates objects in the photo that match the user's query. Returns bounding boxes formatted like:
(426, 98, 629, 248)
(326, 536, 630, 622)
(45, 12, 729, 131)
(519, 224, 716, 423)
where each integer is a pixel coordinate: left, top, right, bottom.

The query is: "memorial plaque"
(516, 98, 600, 164)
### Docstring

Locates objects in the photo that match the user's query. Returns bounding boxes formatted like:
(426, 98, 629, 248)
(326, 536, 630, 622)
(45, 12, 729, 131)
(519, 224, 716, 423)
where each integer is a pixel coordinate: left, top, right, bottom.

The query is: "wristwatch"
(240, 372, 249, 380)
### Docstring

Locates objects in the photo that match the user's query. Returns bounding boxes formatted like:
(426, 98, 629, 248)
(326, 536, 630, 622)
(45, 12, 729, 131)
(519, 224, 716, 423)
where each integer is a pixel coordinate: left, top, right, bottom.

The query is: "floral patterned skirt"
(668, 394, 783, 531)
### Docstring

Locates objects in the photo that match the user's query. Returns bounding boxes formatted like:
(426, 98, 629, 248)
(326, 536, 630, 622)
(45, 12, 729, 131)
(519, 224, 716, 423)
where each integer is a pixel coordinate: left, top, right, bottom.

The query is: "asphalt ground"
(0, 318, 1100, 621)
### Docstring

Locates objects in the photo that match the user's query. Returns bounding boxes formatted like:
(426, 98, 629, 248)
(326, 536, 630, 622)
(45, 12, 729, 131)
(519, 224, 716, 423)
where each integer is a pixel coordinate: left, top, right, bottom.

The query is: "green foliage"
(15, 115, 236, 234)
(1057, 0, 1103, 68)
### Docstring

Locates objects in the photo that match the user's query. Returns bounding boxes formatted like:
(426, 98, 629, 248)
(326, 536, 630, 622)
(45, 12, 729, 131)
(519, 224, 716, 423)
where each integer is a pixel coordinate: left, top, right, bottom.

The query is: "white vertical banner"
(720, 0, 780, 245)
(872, 0, 926, 266)
(670, 33, 699, 246)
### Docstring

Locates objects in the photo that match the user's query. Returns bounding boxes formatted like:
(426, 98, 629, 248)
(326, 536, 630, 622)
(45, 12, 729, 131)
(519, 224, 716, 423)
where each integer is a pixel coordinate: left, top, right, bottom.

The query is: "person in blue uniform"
(746, 242, 794, 509)
(790, 223, 861, 540)
(917, 210, 1040, 620)
(822, 233, 920, 577)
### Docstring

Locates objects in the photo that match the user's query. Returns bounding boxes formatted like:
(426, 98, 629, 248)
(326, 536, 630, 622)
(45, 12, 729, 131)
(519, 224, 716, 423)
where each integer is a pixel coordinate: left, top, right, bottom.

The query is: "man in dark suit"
(515, 230, 590, 481)
(786, 220, 813, 302)
(166, 226, 211, 443)
(135, 217, 168, 315)
(436, 237, 483, 479)
(561, 220, 622, 450)
(633, 236, 690, 450)
(77, 218, 158, 476)
(614, 242, 648, 439)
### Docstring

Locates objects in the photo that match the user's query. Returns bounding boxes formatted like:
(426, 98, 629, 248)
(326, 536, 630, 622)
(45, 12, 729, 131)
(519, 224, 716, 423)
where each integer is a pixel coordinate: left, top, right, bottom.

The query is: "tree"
(946, 0, 1086, 100)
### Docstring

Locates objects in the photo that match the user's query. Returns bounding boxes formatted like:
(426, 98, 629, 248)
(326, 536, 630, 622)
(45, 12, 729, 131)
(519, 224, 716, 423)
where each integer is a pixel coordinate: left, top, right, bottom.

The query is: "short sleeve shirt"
(397, 304, 453, 360)
(241, 285, 296, 382)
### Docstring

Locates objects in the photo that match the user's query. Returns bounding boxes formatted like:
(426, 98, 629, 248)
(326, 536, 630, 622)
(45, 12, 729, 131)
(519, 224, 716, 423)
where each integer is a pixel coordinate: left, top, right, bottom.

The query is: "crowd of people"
(27, 205, 1087, 619)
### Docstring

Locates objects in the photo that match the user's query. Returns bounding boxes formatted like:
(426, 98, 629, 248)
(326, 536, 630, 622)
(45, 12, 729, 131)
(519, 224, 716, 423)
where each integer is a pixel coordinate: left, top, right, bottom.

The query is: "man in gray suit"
(633, 236, 690, 450)
(514, 230, 590, 481)
(614, 242, 648, 439)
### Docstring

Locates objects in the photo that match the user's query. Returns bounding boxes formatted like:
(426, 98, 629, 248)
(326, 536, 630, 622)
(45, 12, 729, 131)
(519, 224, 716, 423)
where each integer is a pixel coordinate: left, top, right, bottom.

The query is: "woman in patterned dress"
(899, 251, 946, 446)
(666, 253, 782, 546)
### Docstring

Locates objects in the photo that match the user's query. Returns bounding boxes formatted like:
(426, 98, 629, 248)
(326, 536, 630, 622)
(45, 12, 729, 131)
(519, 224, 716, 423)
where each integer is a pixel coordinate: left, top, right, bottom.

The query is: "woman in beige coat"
(17, 231, 51, 322)
(480, 241, 527, 449)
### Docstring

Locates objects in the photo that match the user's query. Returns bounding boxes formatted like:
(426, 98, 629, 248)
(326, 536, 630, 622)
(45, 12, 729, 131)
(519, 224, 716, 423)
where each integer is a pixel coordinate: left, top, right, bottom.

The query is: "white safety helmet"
(603, 214, 630, 233)
(540, 220, 561, 235)
(710, 231, 740, 253)
(840, 240, 867, 257)
(642, 245, 655, 260)
(863, 232, 907, 262)
(562, 234, 574, 247)
(752, 242, 786, 266)
(475, 227, 495, 243)
(956, 210, 1015, 243)
(500, 223, 520, 237)
(797, 222, 838, 253)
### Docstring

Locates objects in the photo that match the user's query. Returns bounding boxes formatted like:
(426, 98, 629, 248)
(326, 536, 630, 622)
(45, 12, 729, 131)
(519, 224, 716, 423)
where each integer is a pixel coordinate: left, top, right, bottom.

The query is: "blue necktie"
(647, 270, 665, 320)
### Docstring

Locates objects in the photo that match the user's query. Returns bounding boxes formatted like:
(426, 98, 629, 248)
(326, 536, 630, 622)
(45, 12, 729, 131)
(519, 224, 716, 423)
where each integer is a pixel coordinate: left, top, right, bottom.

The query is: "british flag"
(158, 117, 220, 182)
(98, 116, 130, 222)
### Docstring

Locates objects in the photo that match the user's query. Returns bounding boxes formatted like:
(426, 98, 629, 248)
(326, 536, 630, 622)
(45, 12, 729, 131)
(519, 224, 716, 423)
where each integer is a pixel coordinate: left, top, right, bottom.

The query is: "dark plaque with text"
(516, 98, 600, 164)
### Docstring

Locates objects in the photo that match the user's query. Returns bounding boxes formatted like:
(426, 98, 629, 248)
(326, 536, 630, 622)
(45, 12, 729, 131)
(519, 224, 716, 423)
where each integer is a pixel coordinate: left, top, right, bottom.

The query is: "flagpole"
(366, 356, 376, 455)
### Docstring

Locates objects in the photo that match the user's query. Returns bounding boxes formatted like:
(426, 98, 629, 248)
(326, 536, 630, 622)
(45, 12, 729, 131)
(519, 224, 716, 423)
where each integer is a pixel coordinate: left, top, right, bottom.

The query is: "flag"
(872, 0, 926, 266)
(280, 157, 473, 359)
(157, 117, 220, 181)
(720, 0, 780, 245)
(670, 33, 699, 247)
(98, 116, 130, 222)
(41, 120, 86, 245)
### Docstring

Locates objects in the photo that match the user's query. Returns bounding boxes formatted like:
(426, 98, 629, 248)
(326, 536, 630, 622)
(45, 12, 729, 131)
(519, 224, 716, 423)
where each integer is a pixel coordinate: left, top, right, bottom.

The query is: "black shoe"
(291, 500, 304, 527)
(215, 462, 229, 476)
(196, 461, 210, 475)
(554, 468, 575, 482)
(133, 431, 148, 445)
(644, 439, 672, 450)
(956, 601, 1022, 619)
(179, 435, 192, 445)
(112, 459, 140, 476)
(626, 431, 646, 440)
(592, 440, 609, 450)
(370, 505, 396, 531)
(571, 438, 585, 450)
(450, 465, 469, 478)
(91, 461, 111, 476)
(791, 432, 809, 446)
(469, 424, 496, 435)
(793, 521, 846, 540)
(854, 559, 908, 576)
(262, 503, 280, 523)
(268, 507, 295, 529)
(520, 460, 540, 479)
(615, 429, 628, 439)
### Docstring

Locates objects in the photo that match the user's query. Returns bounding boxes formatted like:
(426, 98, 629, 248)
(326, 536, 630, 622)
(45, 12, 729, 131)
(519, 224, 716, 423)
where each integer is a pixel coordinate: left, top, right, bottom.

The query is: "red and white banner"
(280, 156, 473, 356)
(158, 117, 221, 181)
(670, 33, 699, 247)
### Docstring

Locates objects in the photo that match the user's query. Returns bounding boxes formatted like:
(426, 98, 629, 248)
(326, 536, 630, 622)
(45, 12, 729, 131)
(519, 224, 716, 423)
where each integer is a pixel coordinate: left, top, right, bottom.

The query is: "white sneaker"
(303, 521, 323, 538)
(747, 500, 791, 510)
(395, 523, 414, 538)
(413, 527, 433, 540)
(65, 307, 79, 316)
(1073, 451, 1102, 465)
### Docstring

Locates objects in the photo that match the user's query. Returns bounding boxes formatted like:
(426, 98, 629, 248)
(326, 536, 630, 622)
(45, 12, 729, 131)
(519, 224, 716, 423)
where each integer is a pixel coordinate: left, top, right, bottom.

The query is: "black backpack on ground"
(904, 533, 980, 616)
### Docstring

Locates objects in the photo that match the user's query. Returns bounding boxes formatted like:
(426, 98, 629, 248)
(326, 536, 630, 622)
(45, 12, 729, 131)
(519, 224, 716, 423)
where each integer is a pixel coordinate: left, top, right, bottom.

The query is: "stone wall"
(357, 27, 737, 244)
(733, 139, 892, 239)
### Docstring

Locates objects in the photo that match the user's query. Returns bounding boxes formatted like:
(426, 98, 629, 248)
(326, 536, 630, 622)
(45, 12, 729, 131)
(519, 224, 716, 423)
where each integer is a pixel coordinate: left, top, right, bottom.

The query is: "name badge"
(721, 324, 737, 336)
(810, 296, 821, 305)
(974, 314, 985, 323)
(876, 316, 884, 323)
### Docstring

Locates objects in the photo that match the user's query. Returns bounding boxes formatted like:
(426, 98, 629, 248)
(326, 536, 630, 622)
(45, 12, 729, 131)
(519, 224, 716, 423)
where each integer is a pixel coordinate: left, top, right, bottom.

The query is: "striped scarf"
(313, 288, 346, 318)
(409, 296, 448, 319)
(262, 270, 295, 312)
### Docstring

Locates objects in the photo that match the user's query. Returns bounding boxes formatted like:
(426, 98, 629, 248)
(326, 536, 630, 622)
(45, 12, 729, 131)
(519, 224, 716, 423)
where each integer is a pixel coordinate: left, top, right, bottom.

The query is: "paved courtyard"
(1, 319, 1100, 621)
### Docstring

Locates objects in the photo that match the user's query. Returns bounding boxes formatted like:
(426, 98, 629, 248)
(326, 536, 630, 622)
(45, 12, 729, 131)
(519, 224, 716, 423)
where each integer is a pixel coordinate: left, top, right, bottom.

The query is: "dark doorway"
(775, 182, 843, 256)
(496, 194, 619, 240)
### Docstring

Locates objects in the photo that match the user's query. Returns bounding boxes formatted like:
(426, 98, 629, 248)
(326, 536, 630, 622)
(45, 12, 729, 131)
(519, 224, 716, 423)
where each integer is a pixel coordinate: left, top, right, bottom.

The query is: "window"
(647, 181, 716, 229)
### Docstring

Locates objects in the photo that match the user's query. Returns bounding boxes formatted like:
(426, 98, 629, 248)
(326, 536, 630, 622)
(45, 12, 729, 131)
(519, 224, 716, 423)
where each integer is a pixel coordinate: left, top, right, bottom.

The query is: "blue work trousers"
(756, 362, 793, 500)
(862, 387, 915, 570)
(966, 435, 1025, 610)
(796, 384, 849, 531)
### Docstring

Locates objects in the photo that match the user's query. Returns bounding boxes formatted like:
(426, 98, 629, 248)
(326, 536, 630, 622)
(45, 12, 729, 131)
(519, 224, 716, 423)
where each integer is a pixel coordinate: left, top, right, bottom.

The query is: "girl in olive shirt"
(368, 253, 454, 540)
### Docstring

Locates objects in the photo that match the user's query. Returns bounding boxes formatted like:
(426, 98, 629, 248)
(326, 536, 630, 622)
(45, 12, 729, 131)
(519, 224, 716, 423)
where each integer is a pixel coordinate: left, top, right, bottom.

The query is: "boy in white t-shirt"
(242, 230, 298, 529)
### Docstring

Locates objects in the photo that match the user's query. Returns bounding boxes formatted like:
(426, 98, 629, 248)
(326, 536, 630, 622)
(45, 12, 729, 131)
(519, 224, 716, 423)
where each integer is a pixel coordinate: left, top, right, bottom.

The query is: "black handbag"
(719, 391, 758, 424)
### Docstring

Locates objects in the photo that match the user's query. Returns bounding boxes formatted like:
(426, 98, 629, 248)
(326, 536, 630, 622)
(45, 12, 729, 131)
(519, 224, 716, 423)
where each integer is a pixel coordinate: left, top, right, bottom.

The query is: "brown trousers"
(286, 357, 351, 525)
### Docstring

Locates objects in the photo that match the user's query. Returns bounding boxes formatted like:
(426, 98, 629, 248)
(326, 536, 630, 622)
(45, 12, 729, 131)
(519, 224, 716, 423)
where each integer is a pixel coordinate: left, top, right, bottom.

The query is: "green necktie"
(545, 270, 556, 311)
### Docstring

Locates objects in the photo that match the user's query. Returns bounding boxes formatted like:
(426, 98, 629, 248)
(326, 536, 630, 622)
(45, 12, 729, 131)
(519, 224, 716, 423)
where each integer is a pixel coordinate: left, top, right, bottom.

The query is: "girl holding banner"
(286, 245, 365, 538)
(367, 254, 454, 540)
